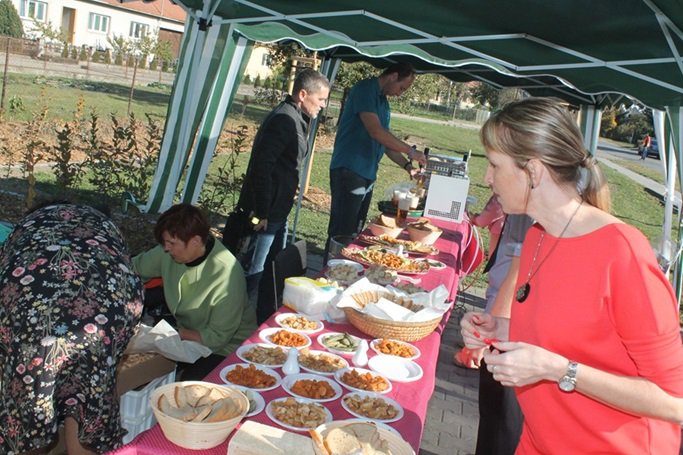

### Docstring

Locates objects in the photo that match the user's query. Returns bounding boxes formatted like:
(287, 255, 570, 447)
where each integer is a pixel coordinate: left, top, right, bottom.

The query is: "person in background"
(473, 214, 533, 454)
(453, 194, 508, 369)
(640, 132, 652, 160)
(324, 62, 427, 260)
(229, 68, 330, 324)
(471, 194, 505, 259)
(134, 203, 256, 380)
(0, 203, 143, 454)
(461, 97, 683, 453)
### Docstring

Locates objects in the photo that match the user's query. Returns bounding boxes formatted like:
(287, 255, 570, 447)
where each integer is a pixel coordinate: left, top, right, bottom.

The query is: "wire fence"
(0, 35, 177, 88)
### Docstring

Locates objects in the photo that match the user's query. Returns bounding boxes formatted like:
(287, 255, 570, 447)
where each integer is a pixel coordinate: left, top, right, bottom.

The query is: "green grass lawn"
(1, 73, 172, 122)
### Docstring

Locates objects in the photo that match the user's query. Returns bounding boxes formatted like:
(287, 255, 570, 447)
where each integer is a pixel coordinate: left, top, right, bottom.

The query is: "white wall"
(13, 0, 184, 50)
(243, 46, 273, 80)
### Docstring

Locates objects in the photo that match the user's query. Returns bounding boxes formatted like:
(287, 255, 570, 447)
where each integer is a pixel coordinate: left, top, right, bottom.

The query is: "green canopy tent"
(133, 0, 683, 289)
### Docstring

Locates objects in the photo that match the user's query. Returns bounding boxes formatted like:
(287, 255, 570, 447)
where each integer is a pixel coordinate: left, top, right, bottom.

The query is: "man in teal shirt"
(325, 62, 426, 260)
(133, 203, 256, 380)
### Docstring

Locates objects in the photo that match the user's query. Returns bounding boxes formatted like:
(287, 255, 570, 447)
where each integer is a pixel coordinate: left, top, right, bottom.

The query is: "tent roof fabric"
(171, 0, 683, 109)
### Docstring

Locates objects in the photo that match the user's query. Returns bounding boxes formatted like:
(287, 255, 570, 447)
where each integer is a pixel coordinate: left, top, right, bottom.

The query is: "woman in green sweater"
(133, 203, 257, 380)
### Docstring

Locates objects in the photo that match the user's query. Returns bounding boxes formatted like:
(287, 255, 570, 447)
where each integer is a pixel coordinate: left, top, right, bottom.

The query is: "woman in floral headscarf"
(0, 203, 143, 454)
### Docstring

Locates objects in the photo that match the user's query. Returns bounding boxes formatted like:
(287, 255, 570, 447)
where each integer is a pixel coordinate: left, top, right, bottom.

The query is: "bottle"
(352, 339, 369, 367)
(282, 347, 300, 375)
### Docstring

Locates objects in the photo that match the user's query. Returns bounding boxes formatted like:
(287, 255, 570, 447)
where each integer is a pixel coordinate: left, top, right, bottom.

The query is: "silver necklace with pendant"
(516, 200, 583, 303)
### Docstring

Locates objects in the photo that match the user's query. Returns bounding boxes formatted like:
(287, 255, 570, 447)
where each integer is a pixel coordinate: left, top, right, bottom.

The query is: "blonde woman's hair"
(480, 97, 610, 212)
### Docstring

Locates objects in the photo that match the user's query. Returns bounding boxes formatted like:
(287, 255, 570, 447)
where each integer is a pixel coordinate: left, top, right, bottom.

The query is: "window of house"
(261, 54, 271, 66)
(19, 0, 47, 21)
(88, 13, 110, 33)
(129, 22, 149, 39)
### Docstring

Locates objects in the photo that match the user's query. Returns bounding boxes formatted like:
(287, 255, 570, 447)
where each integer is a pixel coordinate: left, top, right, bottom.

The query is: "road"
(597, 142, 666, 177)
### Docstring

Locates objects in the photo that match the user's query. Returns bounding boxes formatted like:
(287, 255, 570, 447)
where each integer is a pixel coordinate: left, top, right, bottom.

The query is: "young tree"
(0, 0, 23, 37)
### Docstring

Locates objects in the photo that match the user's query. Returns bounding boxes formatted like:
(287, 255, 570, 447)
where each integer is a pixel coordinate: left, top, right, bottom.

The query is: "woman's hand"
(484, 341, 567, 387)
(460, 311, 500, 349)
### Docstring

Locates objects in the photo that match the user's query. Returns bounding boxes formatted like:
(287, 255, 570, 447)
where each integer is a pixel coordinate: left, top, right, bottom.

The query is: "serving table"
(107, 218, 473, 455)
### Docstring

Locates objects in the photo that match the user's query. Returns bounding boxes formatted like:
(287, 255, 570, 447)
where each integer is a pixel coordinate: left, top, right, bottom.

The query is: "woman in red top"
(461, 97, 683, 454)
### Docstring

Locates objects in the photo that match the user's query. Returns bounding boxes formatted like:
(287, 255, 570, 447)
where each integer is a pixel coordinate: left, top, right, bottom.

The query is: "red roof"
(101, 0, 186, 24)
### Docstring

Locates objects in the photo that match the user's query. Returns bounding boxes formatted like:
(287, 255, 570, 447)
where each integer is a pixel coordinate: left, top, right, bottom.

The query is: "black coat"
(237, 96, 310, 222)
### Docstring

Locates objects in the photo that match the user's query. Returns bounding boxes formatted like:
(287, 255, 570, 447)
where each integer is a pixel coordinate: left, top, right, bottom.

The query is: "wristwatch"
(559, 361, 578, 392)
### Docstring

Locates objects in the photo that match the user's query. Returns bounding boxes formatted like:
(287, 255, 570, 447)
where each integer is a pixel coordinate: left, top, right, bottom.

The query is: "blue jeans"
(239, 219, 287, 297)
(325, 167, 374, 261)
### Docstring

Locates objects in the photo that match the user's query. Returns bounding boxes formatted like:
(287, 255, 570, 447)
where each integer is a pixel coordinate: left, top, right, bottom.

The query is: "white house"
(241, 45, 273, 81)
(12, 0, 186, 55)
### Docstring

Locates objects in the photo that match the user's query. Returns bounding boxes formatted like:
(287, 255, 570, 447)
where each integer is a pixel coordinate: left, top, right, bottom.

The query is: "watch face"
(559, 377, 575, 392)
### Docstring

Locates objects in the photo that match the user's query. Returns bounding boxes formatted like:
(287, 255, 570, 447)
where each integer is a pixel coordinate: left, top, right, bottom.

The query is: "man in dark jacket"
(230, 68, 329, 323)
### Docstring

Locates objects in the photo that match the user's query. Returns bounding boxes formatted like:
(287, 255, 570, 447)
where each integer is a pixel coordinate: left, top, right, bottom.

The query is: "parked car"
(647, 137, 660, 159)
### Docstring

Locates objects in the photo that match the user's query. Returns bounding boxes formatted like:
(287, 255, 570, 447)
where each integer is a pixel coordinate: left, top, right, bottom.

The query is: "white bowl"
(367, 356, 423, 383)
(282, 373, 343, 402)
(259, 327, 312, 350)
(275, 313, 324, 334)
(341, 391, 404, 423)
(266, 396, 333, 432)
(334, 367, 392, 394)
(369, 338, 421, 361)
(219, 363, 282, 391)
(236, 343, 287, 367)
(150, 381, 249, 450)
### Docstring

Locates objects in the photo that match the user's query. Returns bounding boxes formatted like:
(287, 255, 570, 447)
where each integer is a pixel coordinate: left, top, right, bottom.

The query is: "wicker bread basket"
(343, 291, 441, 342)
(150, 381, 248, 450)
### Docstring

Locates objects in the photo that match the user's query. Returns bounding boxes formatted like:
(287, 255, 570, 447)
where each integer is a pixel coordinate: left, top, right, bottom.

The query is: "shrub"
(114, 52, 123, 66)
(0, 0, 23, 38)
(253, 74, 261, 88)
(104, 49, 112, 64)
(243, 74, 251, 85)
(79, 46, 88, 61)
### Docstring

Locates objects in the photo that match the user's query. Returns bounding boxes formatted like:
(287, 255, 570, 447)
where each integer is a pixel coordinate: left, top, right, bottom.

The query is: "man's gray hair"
(293, 68, 329, 94)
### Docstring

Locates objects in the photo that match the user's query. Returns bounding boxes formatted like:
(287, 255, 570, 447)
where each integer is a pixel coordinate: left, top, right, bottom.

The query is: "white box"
(120, 369, 176, 443)
(424, 174, 470, 223)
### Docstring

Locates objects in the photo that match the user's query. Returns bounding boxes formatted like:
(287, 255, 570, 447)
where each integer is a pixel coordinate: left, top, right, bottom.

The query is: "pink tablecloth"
(108, 218, 473, 455)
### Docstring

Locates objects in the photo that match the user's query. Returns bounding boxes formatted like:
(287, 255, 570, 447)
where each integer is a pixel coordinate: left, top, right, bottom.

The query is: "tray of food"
(219, 363, 282, 391)
(325, 259, 364, 285)
(370, 338, 421, 360)
(334, 367, 392, 394)
(341, 391, 404, 423)
(282, 373, 343, 402)
(236, 343, 287, 367)
(357, 234, 439, 256)
(311, 420, 415, 455)
(266, 396, 332, 432)
(317, 332, 361, 356)
(229, 385, 266, 417)
(275, 313, 324, 334)
(341, 247, 430, 274)
(363, 264, 398, 286)
(260, 328, 312, 349)
(298, 349, 349, 375)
